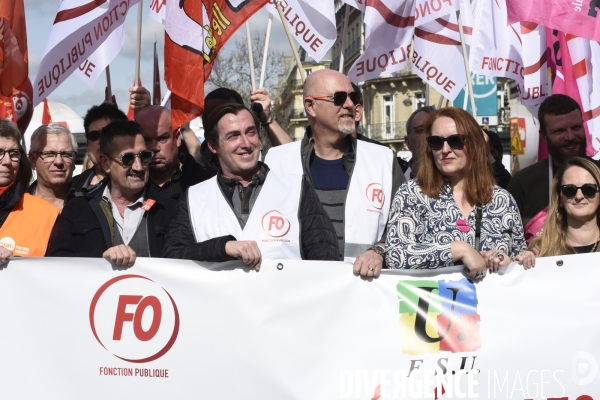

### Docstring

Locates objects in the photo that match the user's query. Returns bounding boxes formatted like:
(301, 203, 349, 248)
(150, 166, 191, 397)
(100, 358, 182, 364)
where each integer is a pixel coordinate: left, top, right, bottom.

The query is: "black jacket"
(162, 165, 340, 262)
(146, 153, 213, 201)
(46, 181, 177, 257)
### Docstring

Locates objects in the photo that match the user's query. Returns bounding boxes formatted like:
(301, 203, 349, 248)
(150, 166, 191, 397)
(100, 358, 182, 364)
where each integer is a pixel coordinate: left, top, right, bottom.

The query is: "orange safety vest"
(0, 193, 59, 256)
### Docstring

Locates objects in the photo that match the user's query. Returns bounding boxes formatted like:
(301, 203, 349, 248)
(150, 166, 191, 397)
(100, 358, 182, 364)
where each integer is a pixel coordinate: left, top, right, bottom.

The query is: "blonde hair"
(531, 156, 600, 256)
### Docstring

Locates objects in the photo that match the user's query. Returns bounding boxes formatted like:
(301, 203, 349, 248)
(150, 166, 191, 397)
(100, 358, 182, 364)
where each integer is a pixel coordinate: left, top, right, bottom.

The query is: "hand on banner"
(129, 86, 151, 111)
(480, 249, 510, 273)
(104, 87, 117, 106)
(514, 250, 536, 270)
(0, 246, 13, 265)
(250, 89, 273, 124)
(103, 244, 137, 267)
(353, 248, 383, 278)
(225, 240, 262, 271)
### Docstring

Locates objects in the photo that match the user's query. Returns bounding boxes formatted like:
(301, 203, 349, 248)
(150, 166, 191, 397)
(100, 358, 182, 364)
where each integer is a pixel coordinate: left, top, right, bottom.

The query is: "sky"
(24, 0, 294, 118)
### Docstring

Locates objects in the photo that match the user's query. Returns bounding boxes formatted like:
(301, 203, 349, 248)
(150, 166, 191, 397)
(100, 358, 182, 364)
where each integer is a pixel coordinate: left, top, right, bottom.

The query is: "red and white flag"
(506, 0, 600, 43)
(470, 0, 548, 111)
(34, 0, 141, 107)
(149, 0, 166, 24)
(0, 0, 28, 97)
(411, 0, 473, 101)
(73, 24, 125, 87)
(266, 0, 336, 63)
(165, 0, 267, 129)
(414, 0, 460, 27)
(347, 0, 415, 82)
(41, 98, 52, 124)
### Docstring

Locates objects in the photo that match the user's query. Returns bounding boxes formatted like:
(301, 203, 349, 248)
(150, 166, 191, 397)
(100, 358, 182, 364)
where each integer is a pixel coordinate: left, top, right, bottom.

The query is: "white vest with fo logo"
(265, 139, 393, 262)
(187, 170, 303, 260)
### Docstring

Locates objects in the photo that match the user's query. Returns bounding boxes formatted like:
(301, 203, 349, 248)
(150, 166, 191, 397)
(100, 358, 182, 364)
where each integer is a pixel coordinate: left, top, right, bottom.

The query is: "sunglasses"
(306, 91, 362, 106)
(426, 134, 465, 151)
(86, 130, 101, 141)
(560, 183, 599, 198)
(107, 150, 154, 167)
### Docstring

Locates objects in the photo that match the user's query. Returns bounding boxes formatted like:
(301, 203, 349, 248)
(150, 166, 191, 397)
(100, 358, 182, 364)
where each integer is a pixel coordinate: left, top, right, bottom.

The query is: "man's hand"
(0, 245, 13, 264)
(129, 86, 151, 111)
(353, 247, 384, 278)
(103, 244, 137, 267)
(250, 88, 273, 124)
(225, 240, 262, 271)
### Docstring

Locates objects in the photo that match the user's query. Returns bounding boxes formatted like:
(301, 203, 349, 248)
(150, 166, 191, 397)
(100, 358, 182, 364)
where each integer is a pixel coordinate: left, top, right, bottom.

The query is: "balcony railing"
(344, 38, 361, 59)
(366, 122, 407, 142)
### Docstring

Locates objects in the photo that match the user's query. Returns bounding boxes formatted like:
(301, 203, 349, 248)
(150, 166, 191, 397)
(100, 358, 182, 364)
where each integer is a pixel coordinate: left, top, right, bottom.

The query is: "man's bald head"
(303, 69, 352, 98)
(135, 105, 172, 132)
(135, 105, 180, 175)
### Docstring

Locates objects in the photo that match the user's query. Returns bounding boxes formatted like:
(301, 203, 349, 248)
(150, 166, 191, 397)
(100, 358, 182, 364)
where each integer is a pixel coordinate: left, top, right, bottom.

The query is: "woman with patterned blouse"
(385, 108, 535, 277)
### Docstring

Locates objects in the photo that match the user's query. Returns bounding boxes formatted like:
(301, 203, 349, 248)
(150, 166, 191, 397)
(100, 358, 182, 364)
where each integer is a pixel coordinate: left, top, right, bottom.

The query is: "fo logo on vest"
(89, 275, 180, 363)
(366, 183, 385, 210)
(261, 210, 291, 238)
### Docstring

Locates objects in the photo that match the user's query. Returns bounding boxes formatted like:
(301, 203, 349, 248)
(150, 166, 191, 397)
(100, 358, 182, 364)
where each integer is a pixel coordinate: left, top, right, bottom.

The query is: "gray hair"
(405, 105, 436, 135)
(29, 123, 77, 154)
(0, 119, 22, 143)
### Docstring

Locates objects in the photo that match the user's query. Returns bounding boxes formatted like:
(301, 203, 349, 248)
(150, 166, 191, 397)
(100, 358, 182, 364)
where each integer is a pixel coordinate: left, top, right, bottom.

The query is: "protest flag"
(0, 0, 28, 97)
(41, 98, 52, 124)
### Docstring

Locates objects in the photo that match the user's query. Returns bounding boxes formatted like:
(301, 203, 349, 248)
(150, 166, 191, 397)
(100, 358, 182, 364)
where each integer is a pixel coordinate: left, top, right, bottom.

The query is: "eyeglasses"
(107, 150, 154, 167)
(426, 134, 465, 151)
(0, 149, 21, 162)
(306, 91, 362, 106)
(560, 183, 599, 198)
(86, 130, 101, 141)
(35, 151, 77, 163)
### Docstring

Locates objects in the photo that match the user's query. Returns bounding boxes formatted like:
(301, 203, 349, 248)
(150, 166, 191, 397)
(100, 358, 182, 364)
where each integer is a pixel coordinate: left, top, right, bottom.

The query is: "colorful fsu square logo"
(397, 278, 482, 355)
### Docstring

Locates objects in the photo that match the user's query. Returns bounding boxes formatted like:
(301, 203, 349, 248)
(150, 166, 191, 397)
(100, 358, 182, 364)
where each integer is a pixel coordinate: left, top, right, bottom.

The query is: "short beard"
(150, 163, 171, 174)
(338, 120, 355, 136)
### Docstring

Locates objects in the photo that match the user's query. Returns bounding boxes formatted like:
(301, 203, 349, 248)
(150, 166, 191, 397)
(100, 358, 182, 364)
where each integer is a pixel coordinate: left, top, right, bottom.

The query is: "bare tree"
(207, 32, 285, 106)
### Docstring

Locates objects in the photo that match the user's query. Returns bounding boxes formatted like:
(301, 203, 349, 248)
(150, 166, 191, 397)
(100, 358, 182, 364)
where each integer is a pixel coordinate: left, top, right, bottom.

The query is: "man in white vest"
(162, 103, 339, 269)
(265, 70, 405, 277)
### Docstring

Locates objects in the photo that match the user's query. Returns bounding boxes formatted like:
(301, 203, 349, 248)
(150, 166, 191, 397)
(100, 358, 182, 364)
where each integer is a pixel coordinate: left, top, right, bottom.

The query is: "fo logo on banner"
(89, 275, 180, 363)
(397, 278, 481, 355)
(261, 210, 291, 238)
(366, 183, 385, 210)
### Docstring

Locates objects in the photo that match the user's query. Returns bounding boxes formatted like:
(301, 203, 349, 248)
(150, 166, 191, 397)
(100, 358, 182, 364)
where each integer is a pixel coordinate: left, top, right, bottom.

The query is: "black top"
(146, 153, 213, 200)
(574, 242, 598, 254)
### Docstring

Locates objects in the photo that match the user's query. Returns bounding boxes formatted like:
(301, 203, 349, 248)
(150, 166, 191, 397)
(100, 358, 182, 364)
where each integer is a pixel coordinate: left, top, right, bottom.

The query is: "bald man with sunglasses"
(265, 69, 405, 277)
(47, 121, 177, 266)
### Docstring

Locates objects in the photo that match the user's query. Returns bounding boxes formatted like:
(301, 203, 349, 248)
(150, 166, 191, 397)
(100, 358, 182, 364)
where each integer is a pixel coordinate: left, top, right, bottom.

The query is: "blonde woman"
(531, 156, 600, 258)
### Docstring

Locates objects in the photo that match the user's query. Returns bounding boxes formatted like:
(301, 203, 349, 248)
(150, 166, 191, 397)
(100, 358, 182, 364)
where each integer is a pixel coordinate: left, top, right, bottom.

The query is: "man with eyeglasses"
(27, 123, 77, 209)
(265, 69, 405, 277)
(70, 103, 128, 198)
(47, 120, 177, 266)
(135, 105, 212, 200)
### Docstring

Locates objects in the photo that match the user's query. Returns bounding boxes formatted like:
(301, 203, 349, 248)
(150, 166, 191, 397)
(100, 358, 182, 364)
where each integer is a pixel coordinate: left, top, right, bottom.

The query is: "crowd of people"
(2, 70, 597, 279)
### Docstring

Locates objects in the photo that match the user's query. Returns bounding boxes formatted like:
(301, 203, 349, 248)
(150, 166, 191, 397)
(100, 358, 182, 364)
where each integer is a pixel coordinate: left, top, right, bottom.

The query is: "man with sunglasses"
(265, 69, 405, 277)
(27, 123, 78, 209)
(70, 103, 128, 198)
(135, 105, 212, 200)
(48, 121, 177, 266)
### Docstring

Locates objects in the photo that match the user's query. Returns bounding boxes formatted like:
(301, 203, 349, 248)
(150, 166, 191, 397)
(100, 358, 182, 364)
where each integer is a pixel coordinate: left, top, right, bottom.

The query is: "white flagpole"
(259, 15, 273, 89)
(134, 1, 143, 86)
(275, 0, 305, 83)
(339, 5, 350, 73)
(456, 10, 477, 120)
(246, 22, 257, 90)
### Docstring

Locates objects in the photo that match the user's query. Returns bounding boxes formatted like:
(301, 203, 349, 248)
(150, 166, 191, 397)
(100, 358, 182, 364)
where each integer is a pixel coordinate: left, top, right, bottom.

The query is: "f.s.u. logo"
(89, 275, 180, 363)
(397, 279, 482, 355)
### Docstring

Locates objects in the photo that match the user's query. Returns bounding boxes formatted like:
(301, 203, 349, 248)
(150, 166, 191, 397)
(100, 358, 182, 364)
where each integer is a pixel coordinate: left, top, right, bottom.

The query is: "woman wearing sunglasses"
(386, 108, 535, 277)
(530, 157, 600, 257)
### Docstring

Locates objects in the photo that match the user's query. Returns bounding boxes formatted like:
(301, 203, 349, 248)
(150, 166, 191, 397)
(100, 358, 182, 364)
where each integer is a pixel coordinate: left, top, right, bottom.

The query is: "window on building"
(382, 95, 394, 139)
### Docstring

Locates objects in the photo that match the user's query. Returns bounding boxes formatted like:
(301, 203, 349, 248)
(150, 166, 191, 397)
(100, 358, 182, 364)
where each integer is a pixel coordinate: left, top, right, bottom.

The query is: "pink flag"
(506, 0, 600, 43)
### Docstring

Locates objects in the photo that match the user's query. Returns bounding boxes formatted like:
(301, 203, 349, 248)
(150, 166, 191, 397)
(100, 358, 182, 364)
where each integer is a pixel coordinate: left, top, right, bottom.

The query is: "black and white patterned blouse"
(385, 180, 526, 269)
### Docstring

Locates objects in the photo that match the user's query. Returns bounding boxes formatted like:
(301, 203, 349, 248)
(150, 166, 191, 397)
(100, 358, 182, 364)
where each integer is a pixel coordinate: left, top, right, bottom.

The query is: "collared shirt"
(217, 163, 268, 228)
(386, 180, 526, 269)
(102, 184, 146, 245)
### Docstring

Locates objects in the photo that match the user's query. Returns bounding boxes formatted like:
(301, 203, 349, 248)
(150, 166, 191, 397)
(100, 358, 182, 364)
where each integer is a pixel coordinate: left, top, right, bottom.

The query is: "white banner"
(34, 0, 140, 107)
(0, 255, 598, 398)
(73, 25, 125, 87)
(266, 0, 336, 62)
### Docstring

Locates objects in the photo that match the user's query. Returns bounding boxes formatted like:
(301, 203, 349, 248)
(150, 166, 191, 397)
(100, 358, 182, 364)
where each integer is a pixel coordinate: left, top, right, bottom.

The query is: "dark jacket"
(46, 181, 177, 258)
(146, 153, 213, 201)
(162, 164, 340, 262)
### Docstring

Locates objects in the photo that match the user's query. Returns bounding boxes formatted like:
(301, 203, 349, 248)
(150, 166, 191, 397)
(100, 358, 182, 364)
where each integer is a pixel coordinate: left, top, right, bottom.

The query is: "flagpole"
(259, 14, 273, 89)
(339, 5, 350, 73)
(275, 0, 305, 83)
(456, 10, 477, 120)
(134, 1, 143, 86)
(106, 65, 112, 100)
(425, 83, 430, 107)
(436, 95, 444, 110)
(246, 22, 257, 90)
